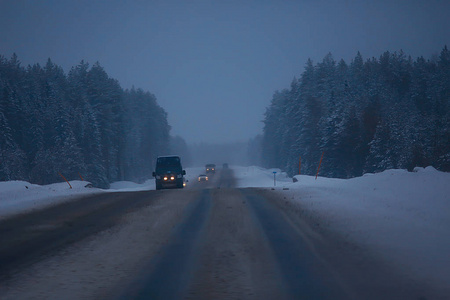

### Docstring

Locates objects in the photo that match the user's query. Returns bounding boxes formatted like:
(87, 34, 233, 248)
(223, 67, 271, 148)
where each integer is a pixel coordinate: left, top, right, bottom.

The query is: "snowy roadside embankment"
(0, 180, 104, 220)
(0, 167, 206, 220)
(0, 179, 157, 220)
(234, 165, 450, 293)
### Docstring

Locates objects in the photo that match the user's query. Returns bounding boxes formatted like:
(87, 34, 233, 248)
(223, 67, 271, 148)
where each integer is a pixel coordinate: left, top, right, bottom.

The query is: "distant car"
(222, 163, 229, 169)
(205, 164, 216, 174)
(198, 174, 208, 182)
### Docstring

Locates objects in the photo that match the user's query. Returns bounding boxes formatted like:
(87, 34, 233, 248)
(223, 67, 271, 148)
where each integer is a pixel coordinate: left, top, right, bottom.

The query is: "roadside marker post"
(273, 171, 277, 186)
(316, 152, 324, 180)
(58, 172, 72, 189)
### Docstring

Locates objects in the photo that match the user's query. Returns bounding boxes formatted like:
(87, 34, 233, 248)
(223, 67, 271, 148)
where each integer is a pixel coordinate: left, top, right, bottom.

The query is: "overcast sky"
(1, 0, 449, 144)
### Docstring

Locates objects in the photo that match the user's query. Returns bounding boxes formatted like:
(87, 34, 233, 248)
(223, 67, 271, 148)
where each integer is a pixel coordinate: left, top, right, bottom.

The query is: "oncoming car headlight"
(170, 176, 175, 180)
(163, 177, 168, 181)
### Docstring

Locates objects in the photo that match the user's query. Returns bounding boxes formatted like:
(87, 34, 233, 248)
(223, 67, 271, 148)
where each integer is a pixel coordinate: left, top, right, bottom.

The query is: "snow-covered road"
(0, 166, 449, 298)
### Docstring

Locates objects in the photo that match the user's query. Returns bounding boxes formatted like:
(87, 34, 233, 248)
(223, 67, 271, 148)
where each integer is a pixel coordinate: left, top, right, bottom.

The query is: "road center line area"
(118, 185, 349, 299)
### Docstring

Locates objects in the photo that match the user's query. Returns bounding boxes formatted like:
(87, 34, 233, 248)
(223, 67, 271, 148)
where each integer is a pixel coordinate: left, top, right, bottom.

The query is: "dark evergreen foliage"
(0, 55, 171, 187)
(262, 47, 450, 178)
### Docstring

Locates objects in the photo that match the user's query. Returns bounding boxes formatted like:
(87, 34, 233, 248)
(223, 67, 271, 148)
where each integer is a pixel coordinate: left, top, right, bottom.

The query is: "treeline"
(262, 46, 450, 178)
(0, 54, 171, 187)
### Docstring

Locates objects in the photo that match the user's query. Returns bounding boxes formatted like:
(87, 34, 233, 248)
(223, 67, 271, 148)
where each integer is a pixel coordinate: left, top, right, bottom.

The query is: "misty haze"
(0, 1, 449, 299)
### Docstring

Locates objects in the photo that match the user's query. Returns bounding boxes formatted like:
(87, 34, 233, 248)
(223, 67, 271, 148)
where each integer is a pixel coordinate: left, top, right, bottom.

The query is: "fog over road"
(0, 169, 431, 299)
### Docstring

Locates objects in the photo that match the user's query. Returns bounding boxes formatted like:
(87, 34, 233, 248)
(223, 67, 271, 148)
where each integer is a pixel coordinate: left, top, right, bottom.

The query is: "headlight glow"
(163, 177, 168, 181)
(170, 176, 175, 180)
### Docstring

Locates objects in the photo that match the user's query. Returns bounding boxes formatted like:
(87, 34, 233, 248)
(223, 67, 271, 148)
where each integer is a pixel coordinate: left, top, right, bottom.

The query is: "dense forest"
(261, 46, 450, 178)
(0, 55, 173, 188)
(1, 47, 449, 186)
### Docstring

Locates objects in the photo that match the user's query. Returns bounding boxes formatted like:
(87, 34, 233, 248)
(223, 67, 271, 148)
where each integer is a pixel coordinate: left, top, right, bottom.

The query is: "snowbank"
(0, 167, 202, 219)
(109, 180, 155, 192)
(0, 180, 103, 219)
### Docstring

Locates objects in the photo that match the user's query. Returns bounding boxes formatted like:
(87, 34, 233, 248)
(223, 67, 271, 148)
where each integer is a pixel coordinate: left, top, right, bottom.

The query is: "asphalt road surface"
(0, 169, 437, 299)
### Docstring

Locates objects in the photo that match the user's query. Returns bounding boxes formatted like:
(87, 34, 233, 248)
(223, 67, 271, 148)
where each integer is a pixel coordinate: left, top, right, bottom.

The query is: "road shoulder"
(256, 188, 441, 300)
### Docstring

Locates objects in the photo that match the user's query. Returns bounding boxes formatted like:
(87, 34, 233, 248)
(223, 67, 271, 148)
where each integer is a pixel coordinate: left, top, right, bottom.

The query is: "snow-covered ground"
(0, 167, 205, 219)
(1, 165, 449, 292)
(234, 165, 450, 292)
(0, 180, 103, 219)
